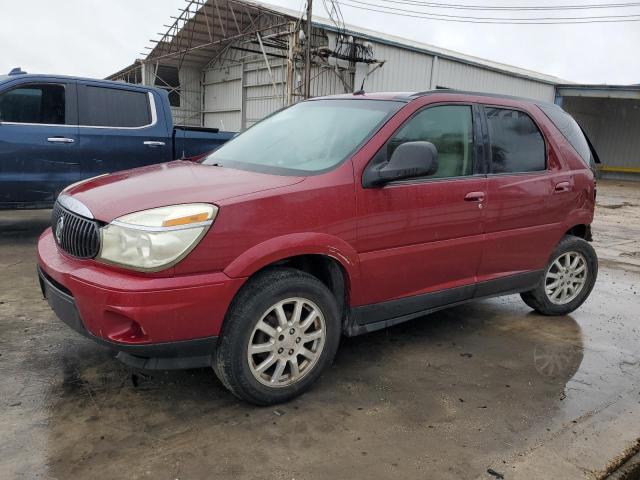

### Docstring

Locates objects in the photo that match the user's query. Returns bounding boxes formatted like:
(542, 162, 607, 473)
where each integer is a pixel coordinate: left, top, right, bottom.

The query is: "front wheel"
(213, 268, 341, 405)
(520, 235, 598, 316)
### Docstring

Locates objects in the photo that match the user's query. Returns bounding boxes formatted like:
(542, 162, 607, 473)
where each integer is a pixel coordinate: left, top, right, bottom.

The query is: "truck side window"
(78, 86, 151, 128)
(0, 84, 65, 124)
(388, 105, 473, 179)
(485, 107, 545, 173)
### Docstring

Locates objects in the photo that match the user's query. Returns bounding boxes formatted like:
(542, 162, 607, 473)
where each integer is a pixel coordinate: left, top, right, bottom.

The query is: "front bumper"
(37, 228, 246, 369)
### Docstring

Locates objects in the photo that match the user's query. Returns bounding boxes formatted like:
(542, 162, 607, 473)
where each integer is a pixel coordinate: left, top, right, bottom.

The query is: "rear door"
(77, 83, 171, 178)
(478, 104, 561, 286)
(356, 102, 487, 312)
(0, 80, 79, 206)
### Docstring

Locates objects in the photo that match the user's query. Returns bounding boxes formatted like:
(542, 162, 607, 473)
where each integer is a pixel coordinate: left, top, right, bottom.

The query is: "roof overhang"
(556, 84, 640, 100)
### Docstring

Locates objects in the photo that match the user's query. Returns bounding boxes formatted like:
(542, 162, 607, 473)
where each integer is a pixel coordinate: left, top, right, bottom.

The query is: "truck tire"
(520, 235, 598, 316)
(213, 267, 341, 405)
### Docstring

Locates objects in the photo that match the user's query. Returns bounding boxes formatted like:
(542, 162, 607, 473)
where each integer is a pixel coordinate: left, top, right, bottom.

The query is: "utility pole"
(304, 0, 312, 99)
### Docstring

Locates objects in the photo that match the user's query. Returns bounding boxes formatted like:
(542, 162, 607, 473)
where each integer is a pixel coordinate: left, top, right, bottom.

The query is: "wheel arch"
(223, 233, 359, 318)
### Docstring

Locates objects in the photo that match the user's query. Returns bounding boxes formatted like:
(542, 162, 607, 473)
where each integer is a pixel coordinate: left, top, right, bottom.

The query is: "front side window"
(78, 86, 151, 127)
(203, 99, 402, 175)
(485, 107, 545, 174)
(0, 84, 65, 124)
(388, 105, 474, 179)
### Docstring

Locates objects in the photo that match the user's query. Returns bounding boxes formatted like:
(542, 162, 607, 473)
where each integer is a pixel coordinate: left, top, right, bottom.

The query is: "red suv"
(38, 91, 598, 404)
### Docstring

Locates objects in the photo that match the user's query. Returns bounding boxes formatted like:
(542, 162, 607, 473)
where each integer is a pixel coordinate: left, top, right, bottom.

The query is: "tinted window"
(538, 104, 591, 166)
(78, 86, 151, 127)
(0, 84, 65, 124)
(204, 99, 401, 175)
(388, 105, 474, 178)
(485, 107, 545, 173)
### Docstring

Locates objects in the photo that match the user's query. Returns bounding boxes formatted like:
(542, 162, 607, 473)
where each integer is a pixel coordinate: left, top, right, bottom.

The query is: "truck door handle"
(464, 191, 485, 202)
(143, 141, 166, 147)
(47, 137, 75, 144)
(554, 181, 571, 193)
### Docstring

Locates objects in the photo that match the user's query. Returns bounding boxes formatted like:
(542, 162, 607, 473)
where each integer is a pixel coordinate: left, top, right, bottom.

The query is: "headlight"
(98, 203, 218, 271)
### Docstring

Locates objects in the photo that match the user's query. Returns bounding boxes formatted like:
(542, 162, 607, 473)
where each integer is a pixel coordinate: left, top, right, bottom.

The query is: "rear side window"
(78, 86, 151, 127)
(388, 105, 474, 179)
(0, 83, 65, 124)
(538, 104, 591, 166)
(485, 107, 545, 174)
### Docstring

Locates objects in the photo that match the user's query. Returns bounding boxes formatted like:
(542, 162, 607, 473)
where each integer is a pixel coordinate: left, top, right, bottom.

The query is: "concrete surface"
(0, 180, 639, 480)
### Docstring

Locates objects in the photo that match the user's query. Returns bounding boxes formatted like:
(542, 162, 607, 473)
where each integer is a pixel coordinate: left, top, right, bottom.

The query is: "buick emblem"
(55, 216, 65, 244)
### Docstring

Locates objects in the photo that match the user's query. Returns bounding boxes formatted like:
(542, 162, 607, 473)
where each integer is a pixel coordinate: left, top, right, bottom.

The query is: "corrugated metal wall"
(434, 58, 555, 101)
(172, 67, 201, 126)
(197, 27, 556, 131)
(356, 41, 433, 92)
(563, 96, 640, 170)
(203, 63, 243, 131)
(203, 45, 350, 130)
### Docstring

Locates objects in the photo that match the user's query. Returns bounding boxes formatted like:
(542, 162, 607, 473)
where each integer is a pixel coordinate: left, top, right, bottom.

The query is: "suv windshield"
(203, 99, 402, 175)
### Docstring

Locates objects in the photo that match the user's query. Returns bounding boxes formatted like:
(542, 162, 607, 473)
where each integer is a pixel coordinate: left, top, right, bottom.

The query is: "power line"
(360, 0, 640, 11)
(336, 0, 640, 23)
(340, 0, 640, 20)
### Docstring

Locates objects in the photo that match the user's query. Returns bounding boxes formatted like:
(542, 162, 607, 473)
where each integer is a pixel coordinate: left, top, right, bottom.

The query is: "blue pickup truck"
(0, 69, 233, 209)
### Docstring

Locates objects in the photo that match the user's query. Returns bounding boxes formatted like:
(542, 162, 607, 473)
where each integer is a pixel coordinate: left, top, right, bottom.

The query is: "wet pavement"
(1, 180, 639, 480)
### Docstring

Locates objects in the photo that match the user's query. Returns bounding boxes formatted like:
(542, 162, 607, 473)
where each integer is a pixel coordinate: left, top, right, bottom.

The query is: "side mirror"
(364, 141, 439, 187)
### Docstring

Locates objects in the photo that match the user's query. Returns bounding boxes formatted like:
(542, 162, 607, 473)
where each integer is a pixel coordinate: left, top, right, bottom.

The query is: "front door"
(0, 81, 79, 206)
(356, 103, 487, 314)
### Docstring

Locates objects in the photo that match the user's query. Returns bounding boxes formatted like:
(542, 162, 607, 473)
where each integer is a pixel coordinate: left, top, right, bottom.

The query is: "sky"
(0, 0, 638, 84)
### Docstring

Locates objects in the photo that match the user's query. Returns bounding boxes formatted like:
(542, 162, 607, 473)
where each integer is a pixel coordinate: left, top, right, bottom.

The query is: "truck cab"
(0, 69, 232, 209)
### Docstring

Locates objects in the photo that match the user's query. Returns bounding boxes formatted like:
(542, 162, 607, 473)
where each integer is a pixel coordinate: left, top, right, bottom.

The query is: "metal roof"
(129, 0, 569, 86)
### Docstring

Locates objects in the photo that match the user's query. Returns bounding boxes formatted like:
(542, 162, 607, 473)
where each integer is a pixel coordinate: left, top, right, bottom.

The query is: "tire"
(520, 235, 598, 316)
(213, 267, 341, 405)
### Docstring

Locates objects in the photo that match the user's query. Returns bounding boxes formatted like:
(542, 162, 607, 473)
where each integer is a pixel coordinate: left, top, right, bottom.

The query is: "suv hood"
(64, 160, 304, 222)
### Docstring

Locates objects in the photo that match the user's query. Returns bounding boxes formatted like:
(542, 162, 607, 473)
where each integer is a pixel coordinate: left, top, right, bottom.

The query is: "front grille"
(51, 202, 101, 259)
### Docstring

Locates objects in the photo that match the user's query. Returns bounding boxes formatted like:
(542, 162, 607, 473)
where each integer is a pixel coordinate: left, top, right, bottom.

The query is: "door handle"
(143, 141, 166, 147)
(464, 191, 485, 202)
(554, 181, 571, 193)
(47, 137, 75, 144)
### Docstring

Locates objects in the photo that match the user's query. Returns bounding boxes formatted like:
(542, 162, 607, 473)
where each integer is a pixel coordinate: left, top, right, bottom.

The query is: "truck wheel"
(520, 235, 598, 316)
(213, 267, 341, 405)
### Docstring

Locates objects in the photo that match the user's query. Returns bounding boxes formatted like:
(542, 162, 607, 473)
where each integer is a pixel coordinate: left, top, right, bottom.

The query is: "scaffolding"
(108, 0, 380, 127)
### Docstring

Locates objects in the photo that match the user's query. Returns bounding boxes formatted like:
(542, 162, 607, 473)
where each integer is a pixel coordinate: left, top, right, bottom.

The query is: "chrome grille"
(51, 201, 101, 259)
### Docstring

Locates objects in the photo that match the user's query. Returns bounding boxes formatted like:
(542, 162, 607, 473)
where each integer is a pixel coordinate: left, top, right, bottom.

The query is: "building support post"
(304, 0, 313, 98)
(286, 21, 296, 106)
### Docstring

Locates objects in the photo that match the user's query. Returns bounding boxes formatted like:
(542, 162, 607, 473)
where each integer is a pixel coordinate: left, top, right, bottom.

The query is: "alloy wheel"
(247, 297, 326, 387)
(544, 251, 588, 305)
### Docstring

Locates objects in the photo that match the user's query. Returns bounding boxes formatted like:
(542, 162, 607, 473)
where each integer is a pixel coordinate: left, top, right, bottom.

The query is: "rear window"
(485, 107, 546, 174)
(538, 104, 591, 166)
(78, 86, 151, 127)
(0, 83, 65, 124)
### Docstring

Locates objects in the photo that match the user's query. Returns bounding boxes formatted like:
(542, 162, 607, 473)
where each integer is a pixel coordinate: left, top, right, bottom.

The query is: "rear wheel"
(213, 268, 340, 405)
(520, 235, 598, 316)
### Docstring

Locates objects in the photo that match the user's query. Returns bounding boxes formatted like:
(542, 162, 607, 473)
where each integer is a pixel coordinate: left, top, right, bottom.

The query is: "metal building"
(555, 84, 640, 177)
(108, 0, 639, 178)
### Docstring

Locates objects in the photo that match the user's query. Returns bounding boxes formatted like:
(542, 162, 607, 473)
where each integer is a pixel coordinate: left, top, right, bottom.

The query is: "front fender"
(223, 232, 360, 286)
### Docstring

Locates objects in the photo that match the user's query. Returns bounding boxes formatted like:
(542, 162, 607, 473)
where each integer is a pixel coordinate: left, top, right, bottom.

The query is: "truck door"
(77, 83, 171, 178)
(0, 80, 79, 207)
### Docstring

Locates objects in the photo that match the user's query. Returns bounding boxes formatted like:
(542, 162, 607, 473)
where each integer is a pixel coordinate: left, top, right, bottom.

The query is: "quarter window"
(78, 86, 151, 127)
(538, 104, 592, 166)
(0, 84, 65, 124)
(388, 105, 474, 179)
(485, 107, 545, 173)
